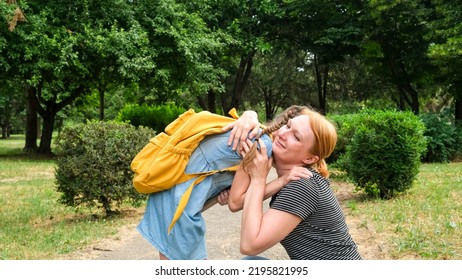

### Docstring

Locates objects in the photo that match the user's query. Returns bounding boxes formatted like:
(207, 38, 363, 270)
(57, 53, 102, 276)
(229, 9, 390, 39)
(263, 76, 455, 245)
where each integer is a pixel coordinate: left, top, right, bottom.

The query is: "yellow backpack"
(131, 108, 240, 233)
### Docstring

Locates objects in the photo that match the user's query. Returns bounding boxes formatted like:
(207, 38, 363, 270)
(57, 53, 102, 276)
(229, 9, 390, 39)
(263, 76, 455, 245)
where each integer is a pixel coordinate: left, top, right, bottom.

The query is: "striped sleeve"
(270, 176, 321, 220)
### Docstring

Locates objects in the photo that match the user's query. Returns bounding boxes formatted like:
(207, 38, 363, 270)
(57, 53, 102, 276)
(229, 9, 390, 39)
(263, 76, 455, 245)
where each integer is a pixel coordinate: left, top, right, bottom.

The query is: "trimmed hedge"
(54, 121, 155, 215)
(333, 110, 427, 198)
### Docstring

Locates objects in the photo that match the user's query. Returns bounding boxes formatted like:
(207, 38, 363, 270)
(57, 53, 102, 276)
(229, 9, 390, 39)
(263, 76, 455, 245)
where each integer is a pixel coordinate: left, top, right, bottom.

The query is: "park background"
(1, 0, 461, 260)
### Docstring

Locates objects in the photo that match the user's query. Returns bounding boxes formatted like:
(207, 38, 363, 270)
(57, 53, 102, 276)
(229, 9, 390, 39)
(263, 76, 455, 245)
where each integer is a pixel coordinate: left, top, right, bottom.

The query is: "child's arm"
(227, 161, 285, 212)
(227, 166, 251, 212)
(226, 164, 313, 212)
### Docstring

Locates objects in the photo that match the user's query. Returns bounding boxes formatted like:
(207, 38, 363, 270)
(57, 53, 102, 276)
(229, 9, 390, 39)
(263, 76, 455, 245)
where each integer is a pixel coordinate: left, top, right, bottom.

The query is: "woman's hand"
(245, 138, 273, 181)
(238, 137, 251, 158)
(222, 110, 260, 151)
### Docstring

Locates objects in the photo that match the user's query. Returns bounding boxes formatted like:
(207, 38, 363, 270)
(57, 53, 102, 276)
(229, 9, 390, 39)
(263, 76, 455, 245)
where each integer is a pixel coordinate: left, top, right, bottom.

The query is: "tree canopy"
(0, 0, 460, 153)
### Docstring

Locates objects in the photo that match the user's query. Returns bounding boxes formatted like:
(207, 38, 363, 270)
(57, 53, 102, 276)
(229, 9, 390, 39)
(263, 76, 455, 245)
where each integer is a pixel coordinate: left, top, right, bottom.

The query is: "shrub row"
(117, 103, 186, 133)
(54, 107, 459, 212)
(419, 112, 462, 163)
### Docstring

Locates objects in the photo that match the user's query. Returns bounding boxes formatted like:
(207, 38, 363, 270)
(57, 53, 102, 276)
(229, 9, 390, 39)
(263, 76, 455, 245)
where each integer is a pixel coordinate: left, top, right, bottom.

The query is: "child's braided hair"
(259, 105, 308, 137)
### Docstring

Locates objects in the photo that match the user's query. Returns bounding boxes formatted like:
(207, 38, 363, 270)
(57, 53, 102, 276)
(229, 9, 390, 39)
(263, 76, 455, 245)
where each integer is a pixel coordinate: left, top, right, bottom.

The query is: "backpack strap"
(228, 108, 239, 119)
(167, 164, 239, 234)
(167, 108, 258, 233)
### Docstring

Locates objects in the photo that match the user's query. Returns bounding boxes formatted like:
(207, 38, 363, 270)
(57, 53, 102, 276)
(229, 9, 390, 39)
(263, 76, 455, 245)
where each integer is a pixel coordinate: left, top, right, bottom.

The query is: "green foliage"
(427, 0, 462, 98)
(337, 110, 427, 199)
(117, 103, 186, 132)
(54, 121, 155, 215)
(328, 113, 365, 163)
(420, 111, 462, 163)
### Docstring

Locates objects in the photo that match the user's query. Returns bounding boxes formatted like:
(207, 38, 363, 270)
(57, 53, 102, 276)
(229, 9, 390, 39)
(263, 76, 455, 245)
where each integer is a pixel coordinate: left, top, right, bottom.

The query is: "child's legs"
(137, 179, 209, 260)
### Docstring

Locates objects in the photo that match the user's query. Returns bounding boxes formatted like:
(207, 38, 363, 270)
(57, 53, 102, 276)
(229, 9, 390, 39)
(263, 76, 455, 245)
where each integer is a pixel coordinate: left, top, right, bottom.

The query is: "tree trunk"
(263, 87, 274, 121)
(99, 89, 105, 120)
(207, 90, 216, 113)
(402, 83, 420, 115)
(196, 95, 206, 110)
(397, 87, 407, 111)
(314, 60, 322, 107)
(197, 91, 217, 113)
(321, 64, 329, 114)
(380, 39, 420, 115)
(1, 107, 10, 139)
(223, 50, 256, 113)
(454, 95, 462, 125)
(38, 111, 55, 155)
(32, 84, 88, 155)
(314, 56, 329, 115)
(1, 123, 7, 139)
(24, 86, 38, 152)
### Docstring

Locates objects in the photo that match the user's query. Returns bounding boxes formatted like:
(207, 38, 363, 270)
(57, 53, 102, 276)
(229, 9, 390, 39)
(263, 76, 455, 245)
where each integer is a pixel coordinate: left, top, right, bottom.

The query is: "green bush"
(54, 121, 155, 215)
(117, 103, 186, 132)
(338, 110, 427, 199)
(328, 113, 364, 163)
(420, 112, 462, 163)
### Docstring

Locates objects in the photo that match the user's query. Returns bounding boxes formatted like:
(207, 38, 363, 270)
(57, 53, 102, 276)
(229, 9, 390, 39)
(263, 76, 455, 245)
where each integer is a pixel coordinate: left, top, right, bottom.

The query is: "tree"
(361, 0, 435, 114)
(271, 0, 363, 114)
(1, 0, 25, 32)
(1, 1, 36, 148)
(2, 0, 153, 154)
(427, 0, 462, 122)
(247, 48, 312, 120)
(0, 81, 22, 138)
(182, 0, 282, 113)
(133, 0, 228, 110)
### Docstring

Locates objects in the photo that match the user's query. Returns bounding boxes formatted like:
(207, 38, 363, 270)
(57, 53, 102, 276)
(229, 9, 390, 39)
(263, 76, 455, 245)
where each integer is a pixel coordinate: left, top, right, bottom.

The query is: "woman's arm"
(227, 138, 312, 212)
(228, 169, 303, 212)
(238, 139, 302, 256)
(264, 166, 312, 198)
(228, 137, 278, 212)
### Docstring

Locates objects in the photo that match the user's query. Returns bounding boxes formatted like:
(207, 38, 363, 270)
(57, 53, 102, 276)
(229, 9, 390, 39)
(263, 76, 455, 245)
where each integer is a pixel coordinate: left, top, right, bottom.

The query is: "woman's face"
(272, 115, 318, 167)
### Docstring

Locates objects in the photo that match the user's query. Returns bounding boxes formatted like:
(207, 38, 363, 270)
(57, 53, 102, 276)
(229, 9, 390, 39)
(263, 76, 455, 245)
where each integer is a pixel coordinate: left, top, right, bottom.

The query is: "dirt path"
(62, 170, 392, 260)
(62, 203, 290, 260)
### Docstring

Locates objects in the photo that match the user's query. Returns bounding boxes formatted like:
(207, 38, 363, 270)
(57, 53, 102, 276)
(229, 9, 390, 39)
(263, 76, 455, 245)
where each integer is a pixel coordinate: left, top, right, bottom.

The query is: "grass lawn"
(0, 135, 146, 259)
(332, 162, 461, 259)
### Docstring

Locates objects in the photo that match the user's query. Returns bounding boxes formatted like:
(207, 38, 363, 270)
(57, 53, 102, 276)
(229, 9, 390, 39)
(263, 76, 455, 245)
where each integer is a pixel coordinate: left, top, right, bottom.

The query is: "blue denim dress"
(137, 130, 273, 259)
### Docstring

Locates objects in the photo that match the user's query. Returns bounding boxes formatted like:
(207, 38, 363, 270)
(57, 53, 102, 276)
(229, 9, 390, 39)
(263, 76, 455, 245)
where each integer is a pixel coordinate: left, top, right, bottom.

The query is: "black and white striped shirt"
(270, 169, 362, 260)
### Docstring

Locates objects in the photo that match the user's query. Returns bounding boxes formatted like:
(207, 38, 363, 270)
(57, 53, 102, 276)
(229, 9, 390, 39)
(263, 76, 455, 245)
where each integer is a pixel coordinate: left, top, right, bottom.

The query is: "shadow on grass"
(31, 208, 142, 231)
(0, 151, 56, 161)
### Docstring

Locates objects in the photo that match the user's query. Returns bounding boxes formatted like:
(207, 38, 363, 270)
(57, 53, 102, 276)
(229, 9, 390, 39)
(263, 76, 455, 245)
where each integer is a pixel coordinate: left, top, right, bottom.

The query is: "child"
(137, 106, 307, 259)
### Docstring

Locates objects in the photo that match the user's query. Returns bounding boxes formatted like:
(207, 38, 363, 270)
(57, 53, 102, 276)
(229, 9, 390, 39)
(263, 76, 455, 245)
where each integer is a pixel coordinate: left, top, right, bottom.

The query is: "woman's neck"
(274, 160, 305, 177)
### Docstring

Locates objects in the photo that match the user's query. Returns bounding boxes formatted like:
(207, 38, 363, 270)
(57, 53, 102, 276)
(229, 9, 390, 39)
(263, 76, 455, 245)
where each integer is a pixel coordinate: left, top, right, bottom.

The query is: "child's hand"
(216, 189, 230, 206)
(281, 166, 313, 186)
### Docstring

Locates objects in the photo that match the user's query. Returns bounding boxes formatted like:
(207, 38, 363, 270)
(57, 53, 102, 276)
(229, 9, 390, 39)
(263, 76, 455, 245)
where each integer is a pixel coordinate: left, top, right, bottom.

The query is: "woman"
(228, 107, 362, 260)
(137, 106, 311, 260)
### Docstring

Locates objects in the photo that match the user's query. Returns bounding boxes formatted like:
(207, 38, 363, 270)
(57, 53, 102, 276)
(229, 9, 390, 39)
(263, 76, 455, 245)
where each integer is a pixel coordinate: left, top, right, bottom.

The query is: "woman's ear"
(302, 155, 319, 165)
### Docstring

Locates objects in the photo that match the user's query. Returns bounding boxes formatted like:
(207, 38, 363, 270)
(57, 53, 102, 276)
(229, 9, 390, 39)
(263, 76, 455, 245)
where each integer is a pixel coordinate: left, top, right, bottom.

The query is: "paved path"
(69, 168, 288, 260)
